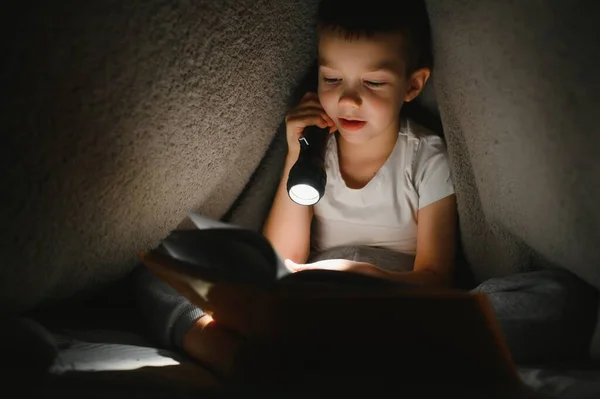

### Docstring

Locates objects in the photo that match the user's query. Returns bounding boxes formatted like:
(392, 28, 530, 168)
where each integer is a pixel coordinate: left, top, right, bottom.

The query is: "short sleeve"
(413, 135, 455, 209)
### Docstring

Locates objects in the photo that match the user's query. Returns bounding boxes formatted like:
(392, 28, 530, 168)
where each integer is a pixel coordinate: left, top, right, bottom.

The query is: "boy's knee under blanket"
(312, 245, 598, 364)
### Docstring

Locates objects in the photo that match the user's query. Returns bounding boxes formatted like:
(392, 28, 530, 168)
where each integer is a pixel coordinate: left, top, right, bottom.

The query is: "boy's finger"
(284, 259, 304, 273)
(289, 105, 328, 118)
(301, 91, 318, 101)
(322, 115, 337, 133)
(298, 97, 322, 107)
(322, 114, 335, 126)
(286, 115, 330, 130)
(284, 259, 295, 270)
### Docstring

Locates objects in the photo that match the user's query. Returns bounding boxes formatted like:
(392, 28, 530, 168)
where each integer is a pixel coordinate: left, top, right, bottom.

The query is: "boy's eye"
(365, 80, 385, 87)
(323, 77, 340, 84)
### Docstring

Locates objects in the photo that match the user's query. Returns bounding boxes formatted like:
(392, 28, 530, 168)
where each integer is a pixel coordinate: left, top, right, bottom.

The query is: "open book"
(139, 212, 524, 394)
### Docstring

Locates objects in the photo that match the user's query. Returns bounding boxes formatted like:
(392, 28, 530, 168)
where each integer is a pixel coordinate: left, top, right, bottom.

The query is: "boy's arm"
(410, 194, 457, 287)
(262, 148, 314, 264)
(263, 91, 335, 264)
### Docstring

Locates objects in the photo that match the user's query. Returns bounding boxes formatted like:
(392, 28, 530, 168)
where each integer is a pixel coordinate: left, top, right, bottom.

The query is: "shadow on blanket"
(46, 364, 221, 398)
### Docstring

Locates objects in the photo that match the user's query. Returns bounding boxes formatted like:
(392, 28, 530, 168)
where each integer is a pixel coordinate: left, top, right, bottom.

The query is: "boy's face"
(317, 30, 414, 144)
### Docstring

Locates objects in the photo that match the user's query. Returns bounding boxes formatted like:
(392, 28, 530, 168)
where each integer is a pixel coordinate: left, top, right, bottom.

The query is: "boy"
(263, 0, 457, 288)
(177, 0, 458, 377)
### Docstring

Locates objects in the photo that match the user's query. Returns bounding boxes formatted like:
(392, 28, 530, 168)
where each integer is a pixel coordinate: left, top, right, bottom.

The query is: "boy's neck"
(337, 121, 400, 164)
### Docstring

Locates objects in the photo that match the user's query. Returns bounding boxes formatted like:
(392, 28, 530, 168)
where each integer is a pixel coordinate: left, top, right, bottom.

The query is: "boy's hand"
(285, 91, 337, 155)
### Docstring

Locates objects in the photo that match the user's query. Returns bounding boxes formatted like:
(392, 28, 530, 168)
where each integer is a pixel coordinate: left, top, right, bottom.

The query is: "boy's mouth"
(339, 118, 367, 131)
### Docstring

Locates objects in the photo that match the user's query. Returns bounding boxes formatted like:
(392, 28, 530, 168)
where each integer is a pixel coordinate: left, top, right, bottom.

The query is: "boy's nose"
(338, 90, 362, 109)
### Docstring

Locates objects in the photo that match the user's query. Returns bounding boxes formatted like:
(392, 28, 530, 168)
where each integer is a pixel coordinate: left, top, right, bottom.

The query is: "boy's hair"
(316, 0, 433, 76)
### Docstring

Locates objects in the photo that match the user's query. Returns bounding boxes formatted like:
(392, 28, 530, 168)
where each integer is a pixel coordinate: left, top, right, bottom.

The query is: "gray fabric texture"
(472, 269, 598, 365)
(425, 0, 600, 357)
(425, 0, 600, 285)
(0, 0, 320, 313)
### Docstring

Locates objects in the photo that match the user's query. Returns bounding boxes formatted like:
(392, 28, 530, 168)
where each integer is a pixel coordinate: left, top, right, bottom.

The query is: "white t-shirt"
(311, 118, 455, 256)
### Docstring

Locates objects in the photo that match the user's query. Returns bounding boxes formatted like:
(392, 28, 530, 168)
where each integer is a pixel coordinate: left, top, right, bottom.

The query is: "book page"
(162, 212, 291, 282)
(188, 212, 242, 231)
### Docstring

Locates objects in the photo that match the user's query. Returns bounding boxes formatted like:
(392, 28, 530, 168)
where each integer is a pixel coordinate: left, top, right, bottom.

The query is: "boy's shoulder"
(400, 117, 443, 142)
(400, 117, 448, 150)
(399, 118, 451, 178)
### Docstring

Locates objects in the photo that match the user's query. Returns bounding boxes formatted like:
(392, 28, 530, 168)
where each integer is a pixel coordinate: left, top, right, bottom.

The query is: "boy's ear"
(404, 67, 431, 102)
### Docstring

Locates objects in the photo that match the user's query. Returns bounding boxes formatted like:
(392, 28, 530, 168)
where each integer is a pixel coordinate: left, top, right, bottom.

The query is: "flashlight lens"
(289, 184, 320, 206)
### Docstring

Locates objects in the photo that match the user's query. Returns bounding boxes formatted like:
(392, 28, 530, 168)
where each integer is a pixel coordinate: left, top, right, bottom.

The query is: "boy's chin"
(337, 130, 373, 145)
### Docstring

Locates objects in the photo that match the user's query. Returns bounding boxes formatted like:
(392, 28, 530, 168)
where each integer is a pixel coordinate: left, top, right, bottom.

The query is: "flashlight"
(287, 125, 329, 206)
